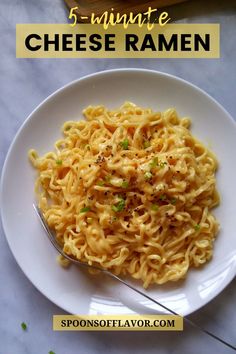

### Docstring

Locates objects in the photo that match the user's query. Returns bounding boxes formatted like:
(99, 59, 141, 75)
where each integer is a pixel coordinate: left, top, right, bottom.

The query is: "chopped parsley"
(121, 181, 129, 188)
(159, 194, 166, 201)
(144, 171, 152, 180)
(159, 161, 168, 168)
(80, 206, 91, 213)
(143, 140, 151, 149)
(170, 198, 177, 205)
(120, 138, 129, 150)
(97, 180, 105, 186)
(49, 351, 55, 354)
(105, 175, 111, 183)
(56, 160, 62, 165)
(112, 198, 125, 212)
(21, 322, 27, 331)
(149, 157, 167, 169)
(194, 224, 201, 231)
(149, 157, 159, 169)
(151, 204, 159, 211)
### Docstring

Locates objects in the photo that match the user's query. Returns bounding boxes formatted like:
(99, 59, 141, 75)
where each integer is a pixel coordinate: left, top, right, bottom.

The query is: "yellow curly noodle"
(29, 102, 219, 288)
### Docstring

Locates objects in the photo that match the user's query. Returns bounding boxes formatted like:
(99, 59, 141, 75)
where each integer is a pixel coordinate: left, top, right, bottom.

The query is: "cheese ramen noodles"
(29, 102, 219, 288)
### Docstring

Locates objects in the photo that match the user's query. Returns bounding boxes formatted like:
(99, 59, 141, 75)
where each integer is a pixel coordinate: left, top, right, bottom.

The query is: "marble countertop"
(0, 0, 235, 353)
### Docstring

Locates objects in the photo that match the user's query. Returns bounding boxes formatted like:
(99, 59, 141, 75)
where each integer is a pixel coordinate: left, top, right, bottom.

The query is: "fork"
(33, 204, 235, 350)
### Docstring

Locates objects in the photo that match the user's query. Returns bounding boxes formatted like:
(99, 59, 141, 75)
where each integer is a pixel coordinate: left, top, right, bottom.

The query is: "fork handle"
(104, 270, 236, 351)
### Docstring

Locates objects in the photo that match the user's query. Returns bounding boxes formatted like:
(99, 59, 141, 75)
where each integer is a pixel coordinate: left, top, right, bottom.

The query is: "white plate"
(1, 69, 236, 316)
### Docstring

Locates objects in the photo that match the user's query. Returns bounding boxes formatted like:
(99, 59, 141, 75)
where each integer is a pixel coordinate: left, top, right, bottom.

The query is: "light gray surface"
(0, 1, 235, 353)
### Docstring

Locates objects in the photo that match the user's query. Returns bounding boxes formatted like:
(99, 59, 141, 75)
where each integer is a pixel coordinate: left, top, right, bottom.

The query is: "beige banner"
(53, 315, 183, 331)
(16, 24, 219, 58)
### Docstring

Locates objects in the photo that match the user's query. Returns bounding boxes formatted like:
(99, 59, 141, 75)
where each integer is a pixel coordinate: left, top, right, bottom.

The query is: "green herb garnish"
(21, 322, 27, 331)
(56, 160, 62, 165)
(194, 224, 201, 231)
(159, 161, 167, 168)
(149, 157, 159, 169)
(151, 204, 159, 211)
(120, 138, 129, 150)
(144, 140, 151, 149)
(80, 206, 91, 213)
(170, 198, 177, 205)
(49, 351, 56, 354)
(144, 171, 152, 180)
(112, 198, 125, 212)
(149, 158, 167, 169)
(121, 181, 129, 188)
(105, 175, 111, 183)
(97, 180, 105, 186)
(159, 194, 166, 201)
(64, 125, 71, 131)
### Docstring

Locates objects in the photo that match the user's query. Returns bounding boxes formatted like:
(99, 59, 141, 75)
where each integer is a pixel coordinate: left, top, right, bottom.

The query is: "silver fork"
(33, 204, 235, 351)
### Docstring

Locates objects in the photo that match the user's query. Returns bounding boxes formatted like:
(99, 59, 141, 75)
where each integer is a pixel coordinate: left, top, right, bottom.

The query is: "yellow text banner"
(16, 24, 220, 58)
(53, 315, 183, 331)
